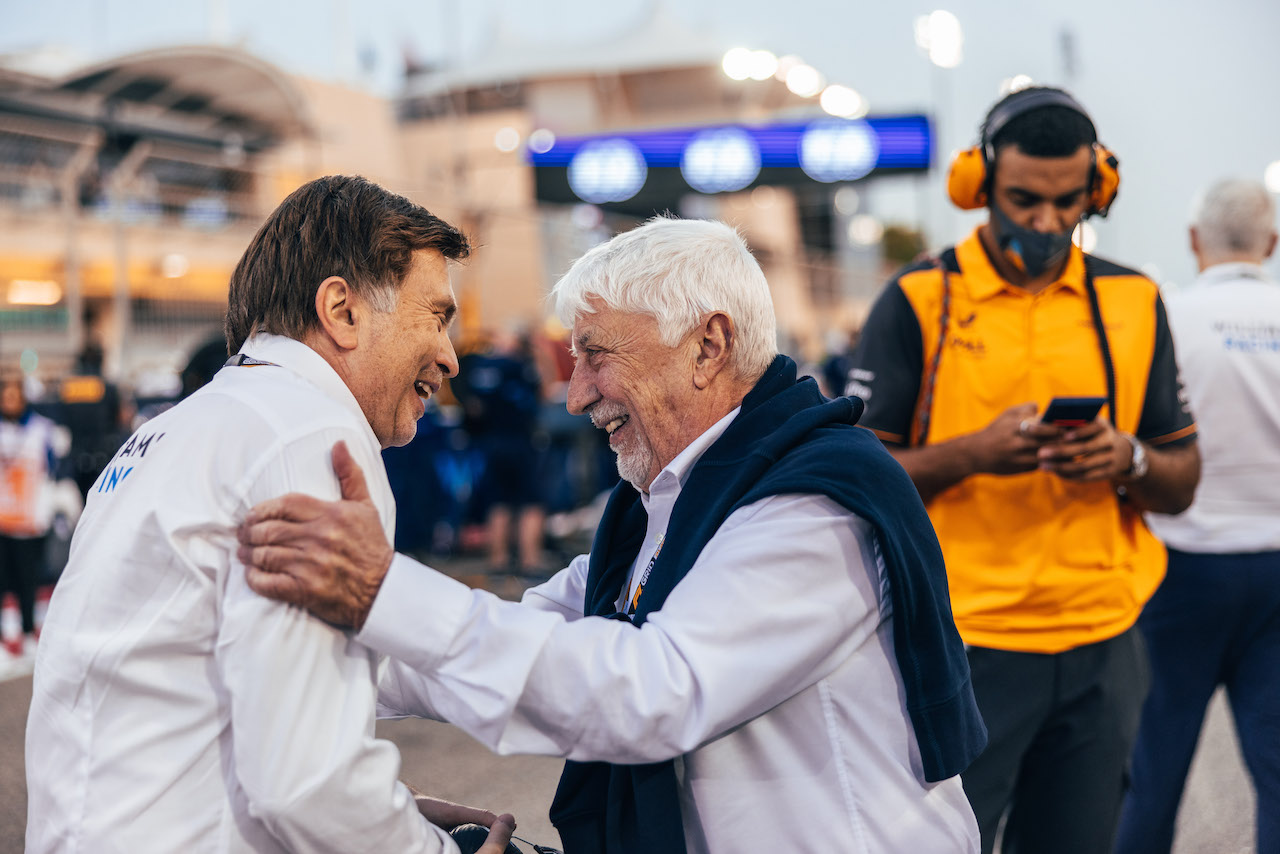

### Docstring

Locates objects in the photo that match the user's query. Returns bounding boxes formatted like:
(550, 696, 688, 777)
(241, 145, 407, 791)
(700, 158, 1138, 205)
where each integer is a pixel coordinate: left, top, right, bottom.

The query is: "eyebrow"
(571, 331, 597, 357)
(432, 297, 458, 326)
(1007, 185, 1089, 204)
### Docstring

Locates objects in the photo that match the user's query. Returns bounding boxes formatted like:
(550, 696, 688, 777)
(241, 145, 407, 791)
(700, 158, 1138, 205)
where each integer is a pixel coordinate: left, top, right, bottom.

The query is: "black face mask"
(990, 204, 1077, 279)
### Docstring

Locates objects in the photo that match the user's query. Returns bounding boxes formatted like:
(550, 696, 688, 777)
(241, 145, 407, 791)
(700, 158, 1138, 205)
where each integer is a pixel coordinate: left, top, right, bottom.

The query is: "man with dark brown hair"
(26, 175, 515, 854)
(222, 176, 470, 354)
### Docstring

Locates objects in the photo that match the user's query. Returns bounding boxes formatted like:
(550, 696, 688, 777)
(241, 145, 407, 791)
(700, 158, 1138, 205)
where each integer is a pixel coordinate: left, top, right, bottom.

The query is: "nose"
(1029, 203, 1065, 233)
(566, 362, 597, 416)
(439, 334, 459, 379)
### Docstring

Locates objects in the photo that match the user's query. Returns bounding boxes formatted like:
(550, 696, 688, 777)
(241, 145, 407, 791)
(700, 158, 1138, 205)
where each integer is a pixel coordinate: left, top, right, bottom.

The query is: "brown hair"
(224, 175, 469, 354)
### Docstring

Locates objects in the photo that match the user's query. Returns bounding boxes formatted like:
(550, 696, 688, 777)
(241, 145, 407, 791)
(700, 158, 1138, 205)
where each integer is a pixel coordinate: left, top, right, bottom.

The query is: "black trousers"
(0, 533, 45, 635)
(962, 627, 1149, 854)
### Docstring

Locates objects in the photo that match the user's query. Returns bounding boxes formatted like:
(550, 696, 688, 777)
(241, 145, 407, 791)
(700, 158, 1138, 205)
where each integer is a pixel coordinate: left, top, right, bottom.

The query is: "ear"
(692, 312, 734, 390)
(314, 276, 359, 351)
(1266, 230, 1278, 261)
(1188, 225, 1201, 258)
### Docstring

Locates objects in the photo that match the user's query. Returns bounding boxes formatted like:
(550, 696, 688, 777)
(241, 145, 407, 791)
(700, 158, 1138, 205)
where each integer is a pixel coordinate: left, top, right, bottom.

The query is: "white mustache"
(589, 405, 627, 430)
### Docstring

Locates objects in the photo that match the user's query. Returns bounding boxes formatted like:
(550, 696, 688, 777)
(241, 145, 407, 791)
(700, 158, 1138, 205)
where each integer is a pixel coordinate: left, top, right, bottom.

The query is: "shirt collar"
(1195, 261, 1274, 287)
(237, 333, 377, 445)
(640, 405, 741, 509)
(956, 227, 1088, 301)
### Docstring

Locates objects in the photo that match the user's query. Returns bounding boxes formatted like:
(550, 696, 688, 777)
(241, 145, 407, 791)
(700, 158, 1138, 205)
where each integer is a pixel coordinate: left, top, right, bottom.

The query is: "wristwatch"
(1122, 433, 1148, 480)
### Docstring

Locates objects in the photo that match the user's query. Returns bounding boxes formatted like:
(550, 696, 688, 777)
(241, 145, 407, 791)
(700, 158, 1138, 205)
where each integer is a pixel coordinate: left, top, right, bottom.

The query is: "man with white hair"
(1116, 179, 1280, 854)
(237, 217, 986, 853)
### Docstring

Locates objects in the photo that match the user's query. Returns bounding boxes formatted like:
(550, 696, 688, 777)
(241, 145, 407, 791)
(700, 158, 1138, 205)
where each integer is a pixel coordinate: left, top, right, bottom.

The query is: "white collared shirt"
(26, 334, 453, 853)
(1147, 263, 1280, 553)
(368, 413, 979, 853)
(618, 406, 739, 614)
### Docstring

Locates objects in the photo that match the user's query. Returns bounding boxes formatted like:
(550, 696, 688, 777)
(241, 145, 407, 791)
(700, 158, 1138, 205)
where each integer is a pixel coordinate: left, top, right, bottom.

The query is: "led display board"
(530, 114, 931, 216)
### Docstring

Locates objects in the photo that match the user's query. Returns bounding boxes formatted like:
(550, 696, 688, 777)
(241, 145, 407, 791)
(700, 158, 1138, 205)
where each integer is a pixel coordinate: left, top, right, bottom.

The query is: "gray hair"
(1192, 179, 1277, 257)
(551, 218, 778, 382)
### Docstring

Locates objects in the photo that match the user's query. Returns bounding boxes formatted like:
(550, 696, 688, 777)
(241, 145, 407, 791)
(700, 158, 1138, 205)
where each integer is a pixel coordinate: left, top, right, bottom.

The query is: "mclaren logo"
(946, 334, 987, 356)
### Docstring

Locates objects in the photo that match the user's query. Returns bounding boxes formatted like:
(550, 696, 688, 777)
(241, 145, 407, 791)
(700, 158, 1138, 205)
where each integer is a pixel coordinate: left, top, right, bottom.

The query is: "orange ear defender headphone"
(946, 87, 1121, 218)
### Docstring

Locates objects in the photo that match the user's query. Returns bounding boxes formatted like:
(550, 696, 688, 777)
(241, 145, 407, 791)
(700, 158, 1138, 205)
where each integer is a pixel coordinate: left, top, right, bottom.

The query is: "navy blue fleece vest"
(549, 355, 986, 854)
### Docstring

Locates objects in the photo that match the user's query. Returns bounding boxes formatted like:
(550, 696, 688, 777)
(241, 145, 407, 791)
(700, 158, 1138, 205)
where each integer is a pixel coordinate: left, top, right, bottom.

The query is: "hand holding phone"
(1039, 396, 1106, 427)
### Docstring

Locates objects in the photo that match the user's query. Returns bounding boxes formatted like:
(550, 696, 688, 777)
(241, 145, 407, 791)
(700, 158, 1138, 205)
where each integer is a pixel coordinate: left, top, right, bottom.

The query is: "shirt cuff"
(357, 552, 473, 673)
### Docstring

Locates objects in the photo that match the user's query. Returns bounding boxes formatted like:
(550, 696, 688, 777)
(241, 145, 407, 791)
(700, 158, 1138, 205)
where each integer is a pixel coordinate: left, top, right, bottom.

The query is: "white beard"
(592, 404, 656, 489)
(613, 442, 655, 491)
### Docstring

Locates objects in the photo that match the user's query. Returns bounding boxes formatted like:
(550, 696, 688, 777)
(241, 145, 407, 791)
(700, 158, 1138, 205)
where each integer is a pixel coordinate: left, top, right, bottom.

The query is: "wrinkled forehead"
(569, 298, 659, 352)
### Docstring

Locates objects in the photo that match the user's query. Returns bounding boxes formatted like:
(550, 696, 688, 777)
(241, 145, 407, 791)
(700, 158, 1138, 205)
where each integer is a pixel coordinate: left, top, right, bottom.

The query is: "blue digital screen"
(529, 115, 930, 170)
(529, 114, 931, 211)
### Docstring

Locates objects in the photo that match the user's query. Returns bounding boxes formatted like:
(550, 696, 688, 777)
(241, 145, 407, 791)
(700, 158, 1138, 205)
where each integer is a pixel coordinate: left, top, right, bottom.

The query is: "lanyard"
(224, 354, 278, 368)
(626, 533, 665, 616)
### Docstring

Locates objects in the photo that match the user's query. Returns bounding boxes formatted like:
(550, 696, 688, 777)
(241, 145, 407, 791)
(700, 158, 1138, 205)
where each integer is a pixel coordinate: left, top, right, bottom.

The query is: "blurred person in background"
(1116, 179, 1280, 854)
(58, 335, 127, 498)
(0, 374, 67, 657)
(452, 328, 547, 574)
(239, 217, 985, 853)
(26, 175, 514, 854)
(851, 86, 1200, 854)
(381, 398, 459, 555)
(822, 327, 859, 399)
(182, 334, 234, 399)
(133, 335, 231, 427)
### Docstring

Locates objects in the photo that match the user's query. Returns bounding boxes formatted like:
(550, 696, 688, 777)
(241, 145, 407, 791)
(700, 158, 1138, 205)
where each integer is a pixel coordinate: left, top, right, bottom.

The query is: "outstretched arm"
(239, 448, 883, 765)
(366, 495, 883, 764)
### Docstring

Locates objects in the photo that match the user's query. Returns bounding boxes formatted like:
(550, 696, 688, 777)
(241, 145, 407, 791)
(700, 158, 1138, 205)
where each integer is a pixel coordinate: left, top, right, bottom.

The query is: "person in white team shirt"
(25, 175, 515, 854)
(1116, 179, 1280, 854)
(0, 374, 68, 656)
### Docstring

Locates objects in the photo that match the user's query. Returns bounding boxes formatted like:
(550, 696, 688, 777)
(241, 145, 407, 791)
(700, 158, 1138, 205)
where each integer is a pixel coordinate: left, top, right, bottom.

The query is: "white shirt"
(26, 334, 454, 854)
(366, 412, 979, 853)
(1147, 263, 1280, 553)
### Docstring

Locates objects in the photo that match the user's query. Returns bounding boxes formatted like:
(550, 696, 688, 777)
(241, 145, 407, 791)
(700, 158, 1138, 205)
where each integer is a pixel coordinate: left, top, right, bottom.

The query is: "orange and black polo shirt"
(851, 229, 1196, 654)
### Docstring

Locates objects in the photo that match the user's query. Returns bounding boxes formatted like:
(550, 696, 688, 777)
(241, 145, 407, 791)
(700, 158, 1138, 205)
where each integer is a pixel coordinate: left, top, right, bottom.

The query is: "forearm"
(364, 565, 670, 762)
(376, 556, 586, 723)
(1120, 439, 1200, 514)
(886, 435, 980, 504)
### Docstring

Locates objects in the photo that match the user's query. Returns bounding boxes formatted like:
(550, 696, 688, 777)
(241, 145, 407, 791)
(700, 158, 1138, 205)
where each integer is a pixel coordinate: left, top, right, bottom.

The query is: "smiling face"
(566, 301, 702, 492)
(348, 249, 459, 448)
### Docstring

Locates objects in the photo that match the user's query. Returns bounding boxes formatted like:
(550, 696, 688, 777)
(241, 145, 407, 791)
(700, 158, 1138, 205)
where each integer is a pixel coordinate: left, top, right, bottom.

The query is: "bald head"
(1190, 179, 1278, 271)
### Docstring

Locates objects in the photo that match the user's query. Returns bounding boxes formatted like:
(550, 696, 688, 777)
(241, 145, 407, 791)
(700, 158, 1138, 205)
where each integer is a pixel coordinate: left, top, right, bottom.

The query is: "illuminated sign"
(567, 139, 648, 204)
(681, 128, 761, 194)
(799, 119, 879, 183)
(530, 114, 931, 211)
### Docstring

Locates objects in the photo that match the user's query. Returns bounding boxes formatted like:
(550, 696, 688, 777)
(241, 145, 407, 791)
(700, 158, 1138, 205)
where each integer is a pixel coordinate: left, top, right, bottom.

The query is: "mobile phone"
(1040, 396, 1105, 426)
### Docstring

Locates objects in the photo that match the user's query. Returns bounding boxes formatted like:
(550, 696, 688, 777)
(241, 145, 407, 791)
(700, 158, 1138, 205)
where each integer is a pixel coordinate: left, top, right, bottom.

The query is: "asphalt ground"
(1, 552, 1259, 852)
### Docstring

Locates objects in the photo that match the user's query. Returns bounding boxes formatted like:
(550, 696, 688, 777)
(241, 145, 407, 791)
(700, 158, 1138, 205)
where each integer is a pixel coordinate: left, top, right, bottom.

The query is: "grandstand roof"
(0, 44, 314, 152)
